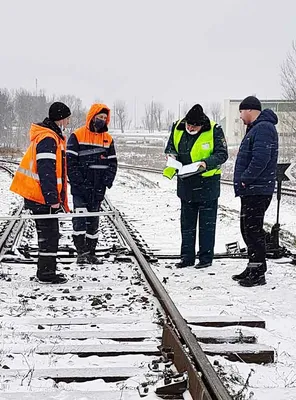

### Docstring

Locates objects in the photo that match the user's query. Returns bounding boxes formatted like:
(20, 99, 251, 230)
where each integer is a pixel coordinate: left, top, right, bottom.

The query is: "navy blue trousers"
(180, 199, 218, 264)
(72, 194, 101, 255)
(24, 199, 59, 278)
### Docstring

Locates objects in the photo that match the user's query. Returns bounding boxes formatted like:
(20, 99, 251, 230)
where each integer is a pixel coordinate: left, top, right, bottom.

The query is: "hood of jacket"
(252, 109, 278, 127)
(29, 118, 63, 142)
(86, 103, 111, 130)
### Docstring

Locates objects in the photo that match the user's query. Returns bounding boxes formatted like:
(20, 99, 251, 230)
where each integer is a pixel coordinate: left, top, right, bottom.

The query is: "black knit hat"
(185, 104, 205, 126)
(239, 96, 262, 111)
(97, 108, 109, 115)
(49, 102, 71, 121)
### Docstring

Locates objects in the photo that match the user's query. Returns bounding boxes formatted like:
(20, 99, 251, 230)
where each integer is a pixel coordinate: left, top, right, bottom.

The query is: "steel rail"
(104, 196, 231, 400)
(0, 164, 25, 254)
(0, 204, 24, 254)
(0, 159, 20, 165)
(0, 210, 116, 221)
(119, 163, 296, 197)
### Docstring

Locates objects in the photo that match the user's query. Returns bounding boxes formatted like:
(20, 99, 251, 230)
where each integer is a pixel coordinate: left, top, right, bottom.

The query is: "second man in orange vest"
(66, 104, 117, 265)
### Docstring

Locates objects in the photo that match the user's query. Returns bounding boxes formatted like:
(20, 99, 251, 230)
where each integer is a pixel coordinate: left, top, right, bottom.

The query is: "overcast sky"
(1, 0, 296, 118)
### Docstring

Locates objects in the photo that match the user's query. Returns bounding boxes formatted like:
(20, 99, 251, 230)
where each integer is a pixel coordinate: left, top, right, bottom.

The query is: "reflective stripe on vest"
(163, 120, 221, 179)
(74, 127, 113, 149)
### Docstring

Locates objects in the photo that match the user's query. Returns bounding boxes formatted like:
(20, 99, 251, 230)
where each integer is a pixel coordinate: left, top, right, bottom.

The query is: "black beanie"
(97, 108, 109, 115)
(239, 96, 262, 111)
(185, 104, 205, 126)
(49, 102, 71, 121)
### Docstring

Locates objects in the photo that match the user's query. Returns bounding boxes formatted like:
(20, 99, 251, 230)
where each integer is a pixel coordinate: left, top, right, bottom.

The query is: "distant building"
(221, 99, 296, 148)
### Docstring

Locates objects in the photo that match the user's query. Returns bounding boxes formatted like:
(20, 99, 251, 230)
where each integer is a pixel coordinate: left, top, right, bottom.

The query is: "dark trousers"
(72, 194, 101, 255)
(180, 199, 218, 264)
(24, 200, 59, 278)
(240, 195, 272, 270)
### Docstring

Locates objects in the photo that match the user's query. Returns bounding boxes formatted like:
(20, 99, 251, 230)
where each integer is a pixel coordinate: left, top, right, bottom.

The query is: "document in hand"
(166, 157, 205, 178)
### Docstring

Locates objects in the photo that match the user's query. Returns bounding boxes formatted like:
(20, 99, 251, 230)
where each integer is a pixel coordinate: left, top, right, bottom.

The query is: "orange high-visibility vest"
(10, 125, 69, 211)
(74, 126, 113, 148)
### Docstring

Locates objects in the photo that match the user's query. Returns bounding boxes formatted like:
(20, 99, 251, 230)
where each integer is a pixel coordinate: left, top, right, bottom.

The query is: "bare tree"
(0, 89, 15, 148)
(14, 88, 48, 148)
(55, 94, 87, 134)
(153, 102, 164, 132)
(182, 102, 190, 117)
(0, 87, 99, 151)
(165, 110, 175, 132)
(114, 100, 128, 133)
(280, 41, 296, 143)
(142, 100, 165, 132)
(281, 41, 296, 101)
(143, 101, 155, 132)
(209, 102, 222, 123)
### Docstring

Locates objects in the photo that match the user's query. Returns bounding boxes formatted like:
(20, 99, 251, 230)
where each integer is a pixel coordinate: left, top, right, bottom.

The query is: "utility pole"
(35, 78, 38, 96)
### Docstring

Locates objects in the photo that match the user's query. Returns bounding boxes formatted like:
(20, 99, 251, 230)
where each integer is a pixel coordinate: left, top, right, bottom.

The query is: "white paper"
(166, 156, 182, 170)
(179, 162, 202, 176)
(166, 157, 203, 177)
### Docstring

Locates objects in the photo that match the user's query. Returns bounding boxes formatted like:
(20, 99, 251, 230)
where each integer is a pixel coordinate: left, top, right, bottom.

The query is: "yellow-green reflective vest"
(163, 120, 222, 179)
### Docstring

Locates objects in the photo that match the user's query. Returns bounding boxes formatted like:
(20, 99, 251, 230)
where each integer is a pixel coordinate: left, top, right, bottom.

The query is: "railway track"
(1, 159, 296, 197)
(118, 163, 296, 197)
(0, 163, 276, 399)
(0, 166, 25, 261)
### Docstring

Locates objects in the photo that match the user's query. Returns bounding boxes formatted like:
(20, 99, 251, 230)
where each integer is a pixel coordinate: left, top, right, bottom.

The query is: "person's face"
(185, 122, 202, 134)
(63, 116, 71, 127)
(240, 109, 252, 125)
(57, 116, 70, 130)
(94, 113, 108, 122)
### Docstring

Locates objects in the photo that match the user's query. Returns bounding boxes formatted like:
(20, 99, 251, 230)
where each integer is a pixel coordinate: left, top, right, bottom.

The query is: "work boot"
(232, 267, 250, 281)
(238, 263, 266, 287)
(195, 261, 212, 269)
(175, 259, 195, 268)
(239, 271, 266, 287)
(233, 261, 267, 282)
(73, 234, 87, 256)
(87, 254, 103, 265)
(77, 252, 103, 265)
(37, 272, 68, 284)
(77, 252, 90, 265)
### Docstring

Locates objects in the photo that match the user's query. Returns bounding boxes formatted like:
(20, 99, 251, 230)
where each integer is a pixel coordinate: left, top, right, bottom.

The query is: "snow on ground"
(109, 169, 296, 400)
(0, 171, 21, 233)
(1, 165, 296, 398)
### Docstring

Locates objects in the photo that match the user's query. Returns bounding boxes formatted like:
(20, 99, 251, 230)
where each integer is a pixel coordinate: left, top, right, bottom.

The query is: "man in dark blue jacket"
(233, 96, 278, 287)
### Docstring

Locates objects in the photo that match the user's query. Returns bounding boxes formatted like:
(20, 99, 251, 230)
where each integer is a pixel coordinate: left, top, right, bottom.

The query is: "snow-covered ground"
(1, 166, 296, 399)
(109, 169, 296, 400)
(0, 171, 21, 233)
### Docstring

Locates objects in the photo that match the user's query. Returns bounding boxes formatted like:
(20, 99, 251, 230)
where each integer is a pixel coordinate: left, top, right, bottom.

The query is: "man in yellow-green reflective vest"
(164, 104, 228, 269)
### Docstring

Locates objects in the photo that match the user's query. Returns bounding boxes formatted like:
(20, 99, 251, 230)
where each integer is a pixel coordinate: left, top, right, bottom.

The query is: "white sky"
(1, 0, 296, 116)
